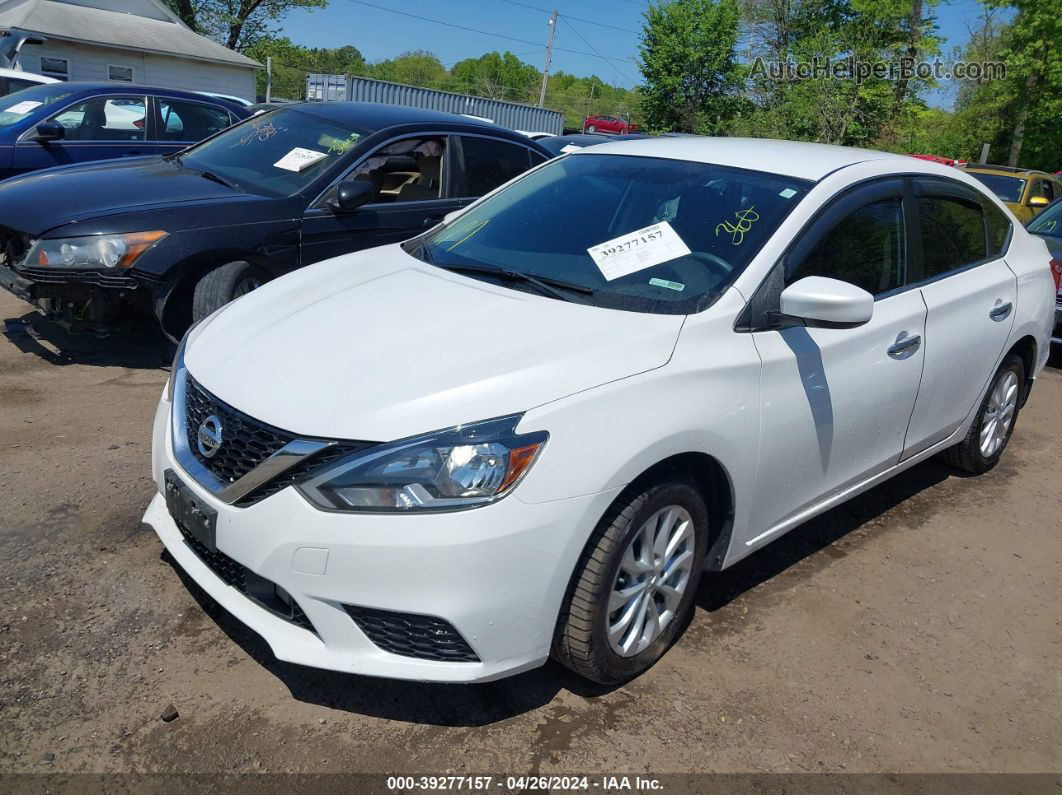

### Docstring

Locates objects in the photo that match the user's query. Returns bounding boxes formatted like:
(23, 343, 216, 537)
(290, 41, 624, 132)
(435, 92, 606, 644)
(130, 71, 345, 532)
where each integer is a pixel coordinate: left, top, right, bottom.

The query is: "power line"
(341, 0, 639, 65)
(499, 0, 639, 34)
(560, 16, 639, 87)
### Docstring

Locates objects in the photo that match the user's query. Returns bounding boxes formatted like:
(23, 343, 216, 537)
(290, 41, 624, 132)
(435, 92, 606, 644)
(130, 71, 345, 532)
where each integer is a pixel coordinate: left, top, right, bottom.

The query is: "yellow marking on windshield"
(446, 219, 490, 251)
(715, 206, 759, 245)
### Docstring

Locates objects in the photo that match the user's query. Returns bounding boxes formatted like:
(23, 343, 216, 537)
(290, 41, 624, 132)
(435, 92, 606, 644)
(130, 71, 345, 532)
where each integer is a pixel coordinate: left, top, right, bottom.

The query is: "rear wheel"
(191, 261, 269, 323)
(553, 475, 709, 685)
(939, 354, 1025, 474)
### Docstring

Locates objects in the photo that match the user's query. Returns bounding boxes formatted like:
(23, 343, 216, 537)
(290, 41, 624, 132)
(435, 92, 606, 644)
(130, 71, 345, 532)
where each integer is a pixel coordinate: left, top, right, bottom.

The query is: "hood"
(185, 245, 685, 441)
(0, 158, 267, 236)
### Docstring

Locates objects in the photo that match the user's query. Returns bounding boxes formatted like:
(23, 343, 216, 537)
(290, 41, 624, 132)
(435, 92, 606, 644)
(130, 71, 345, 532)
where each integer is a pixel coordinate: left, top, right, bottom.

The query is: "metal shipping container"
(305, 74, 564, 135)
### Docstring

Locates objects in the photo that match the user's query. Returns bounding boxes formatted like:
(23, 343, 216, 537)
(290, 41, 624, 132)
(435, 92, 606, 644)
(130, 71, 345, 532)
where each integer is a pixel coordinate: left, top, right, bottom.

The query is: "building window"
(40, 56, 68, 81)
(108, 65, 134, 83)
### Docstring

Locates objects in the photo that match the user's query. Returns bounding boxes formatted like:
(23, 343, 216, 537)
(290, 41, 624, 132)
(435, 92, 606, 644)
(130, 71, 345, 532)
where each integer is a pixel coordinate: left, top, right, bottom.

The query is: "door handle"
(989, 302, 1013, 321)
(887, 332, 921, 359)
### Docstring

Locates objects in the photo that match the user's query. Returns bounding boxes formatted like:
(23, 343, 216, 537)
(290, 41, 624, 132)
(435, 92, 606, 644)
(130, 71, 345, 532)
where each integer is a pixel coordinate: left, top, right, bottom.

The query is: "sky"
(278, 0, 998, 110)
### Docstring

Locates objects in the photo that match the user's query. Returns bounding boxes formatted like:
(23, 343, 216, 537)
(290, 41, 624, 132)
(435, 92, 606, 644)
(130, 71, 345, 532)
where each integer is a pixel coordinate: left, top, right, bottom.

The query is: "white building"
(0, 0, 260, 101)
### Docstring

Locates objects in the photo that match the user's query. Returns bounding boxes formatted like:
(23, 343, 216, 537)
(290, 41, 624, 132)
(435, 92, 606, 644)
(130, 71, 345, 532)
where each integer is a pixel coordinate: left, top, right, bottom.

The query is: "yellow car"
(960, 165, 1062, 223)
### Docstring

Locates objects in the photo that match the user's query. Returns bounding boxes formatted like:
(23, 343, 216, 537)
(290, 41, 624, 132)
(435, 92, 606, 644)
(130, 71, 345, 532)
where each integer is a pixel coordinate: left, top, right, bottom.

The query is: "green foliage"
(638, 0, 744, 134)
(449, 52, 540, 102)
(163, 0, 326, 51)
(244, 37, 366, 101)
(369, 51, 449, 89)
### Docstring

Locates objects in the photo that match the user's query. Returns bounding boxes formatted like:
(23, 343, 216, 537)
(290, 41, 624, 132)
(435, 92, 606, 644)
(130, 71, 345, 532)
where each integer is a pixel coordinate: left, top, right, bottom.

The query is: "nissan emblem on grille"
(197, 415, 223, 459)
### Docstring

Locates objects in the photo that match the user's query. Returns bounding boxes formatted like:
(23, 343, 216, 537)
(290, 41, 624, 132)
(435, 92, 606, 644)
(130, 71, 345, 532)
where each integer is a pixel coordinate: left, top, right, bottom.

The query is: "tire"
(191, 261, 269, 323)
(939, 353, 1025, 475)
(553, 474, 709, 685)
(586, 124, 596, 133)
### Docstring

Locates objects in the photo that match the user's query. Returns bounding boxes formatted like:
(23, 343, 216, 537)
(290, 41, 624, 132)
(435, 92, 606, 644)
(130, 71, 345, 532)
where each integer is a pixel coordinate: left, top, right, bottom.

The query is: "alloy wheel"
(979, 369, 1019, 458)
(607, 505, 695, 657)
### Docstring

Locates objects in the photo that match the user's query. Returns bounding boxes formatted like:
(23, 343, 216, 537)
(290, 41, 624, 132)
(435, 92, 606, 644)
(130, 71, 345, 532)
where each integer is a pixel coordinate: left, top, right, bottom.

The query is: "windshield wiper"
(437, 262, 595, 299)
(198, 170, 239, 190)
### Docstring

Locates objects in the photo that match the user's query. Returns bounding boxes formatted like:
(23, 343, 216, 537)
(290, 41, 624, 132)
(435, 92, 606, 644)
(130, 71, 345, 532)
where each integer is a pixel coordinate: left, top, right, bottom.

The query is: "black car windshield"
(0, 84, 77, 128)
(410, 153, 811, 314)
(1027, 200, 1062, 238)
(968, 172, 1026, 203)
(177, 107, 370, 197)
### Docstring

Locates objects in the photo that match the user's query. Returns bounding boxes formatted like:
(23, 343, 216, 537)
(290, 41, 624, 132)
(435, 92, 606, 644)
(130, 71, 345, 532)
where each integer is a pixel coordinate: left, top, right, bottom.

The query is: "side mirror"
(328, 180, 374, 213)
(33, 120, 65, 142)
(779, 276, 874, 326)
(1028, 195, 1050, 209)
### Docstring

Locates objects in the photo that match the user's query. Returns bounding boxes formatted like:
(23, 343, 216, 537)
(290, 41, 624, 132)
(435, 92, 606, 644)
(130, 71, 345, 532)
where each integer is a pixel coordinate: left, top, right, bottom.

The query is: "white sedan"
(144, 138, 1056, 684)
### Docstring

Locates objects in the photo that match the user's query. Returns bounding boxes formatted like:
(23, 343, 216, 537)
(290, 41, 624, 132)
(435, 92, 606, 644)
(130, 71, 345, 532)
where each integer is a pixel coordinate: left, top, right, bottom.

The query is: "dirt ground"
(0, 288, 1059, 777)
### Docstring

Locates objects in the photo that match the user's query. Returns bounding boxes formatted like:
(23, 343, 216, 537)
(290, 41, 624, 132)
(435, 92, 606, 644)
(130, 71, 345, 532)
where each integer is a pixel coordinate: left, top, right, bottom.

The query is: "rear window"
(918, 196, 987, 277)
(967, 173, 1026, 203)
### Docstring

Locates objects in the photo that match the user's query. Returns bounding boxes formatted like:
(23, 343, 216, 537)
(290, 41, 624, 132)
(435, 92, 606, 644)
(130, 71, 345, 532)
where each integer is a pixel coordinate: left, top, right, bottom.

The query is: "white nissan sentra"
(144, 138, 1057, 685)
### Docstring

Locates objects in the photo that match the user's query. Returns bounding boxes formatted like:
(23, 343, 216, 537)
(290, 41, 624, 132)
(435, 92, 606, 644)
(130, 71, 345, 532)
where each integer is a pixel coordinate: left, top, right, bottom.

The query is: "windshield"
(0, 84, 76, 128)
(411, 153, 810, 314)
(177, 107, 370, 197)
(968, 173, 1026, 203)
(1027, 200, 1061, 238)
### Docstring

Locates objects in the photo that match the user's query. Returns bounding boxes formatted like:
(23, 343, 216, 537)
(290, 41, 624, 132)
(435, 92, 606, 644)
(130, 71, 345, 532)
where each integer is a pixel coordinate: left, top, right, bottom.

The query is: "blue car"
(0, 82, 250, 180)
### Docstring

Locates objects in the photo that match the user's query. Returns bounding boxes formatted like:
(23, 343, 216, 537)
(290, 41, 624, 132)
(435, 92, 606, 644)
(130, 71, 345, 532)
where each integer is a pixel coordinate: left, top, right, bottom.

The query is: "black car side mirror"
(33, 121, 65, 142)
(328, 180, 374, 213)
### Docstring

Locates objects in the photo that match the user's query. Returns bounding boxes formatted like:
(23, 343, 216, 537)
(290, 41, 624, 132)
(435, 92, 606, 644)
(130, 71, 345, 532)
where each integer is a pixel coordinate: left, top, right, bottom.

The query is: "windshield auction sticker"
(587, 221, 692, 281)
(273, 147, 328, 172)
(4, 100, 42, 114)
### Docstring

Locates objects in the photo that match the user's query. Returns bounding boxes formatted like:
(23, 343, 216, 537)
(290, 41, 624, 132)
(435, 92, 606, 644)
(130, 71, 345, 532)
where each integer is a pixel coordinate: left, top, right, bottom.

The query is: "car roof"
(569, 136, 909, 181)
(288, 100, 502, 131)
(0, 67, 56, 82)
(960, 164, 1051, 178)
(20, 81, 248, 111)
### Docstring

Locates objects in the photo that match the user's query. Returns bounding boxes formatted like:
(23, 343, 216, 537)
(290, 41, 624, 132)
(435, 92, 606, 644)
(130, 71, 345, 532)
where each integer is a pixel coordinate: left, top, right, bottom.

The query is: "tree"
(244, 36, 366, 100)
(637, 0, 744, 133)
(450, 51, 539, 102)
(370, 51, 448, 89)
(162, 0, 327, 51)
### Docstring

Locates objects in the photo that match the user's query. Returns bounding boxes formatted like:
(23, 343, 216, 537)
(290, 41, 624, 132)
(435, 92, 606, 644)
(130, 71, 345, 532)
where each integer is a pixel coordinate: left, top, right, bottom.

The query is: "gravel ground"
(0, 289, 1059, 776)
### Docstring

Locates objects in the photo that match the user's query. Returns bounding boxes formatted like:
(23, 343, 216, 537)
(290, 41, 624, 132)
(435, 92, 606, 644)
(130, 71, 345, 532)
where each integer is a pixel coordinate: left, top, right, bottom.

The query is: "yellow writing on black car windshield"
(716, 206, 759, 245)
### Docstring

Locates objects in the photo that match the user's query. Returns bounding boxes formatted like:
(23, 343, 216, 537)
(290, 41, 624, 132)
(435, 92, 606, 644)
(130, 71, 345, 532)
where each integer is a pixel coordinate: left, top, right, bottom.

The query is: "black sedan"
(0, 103, 550, 339)
(538, 132, 653, 157)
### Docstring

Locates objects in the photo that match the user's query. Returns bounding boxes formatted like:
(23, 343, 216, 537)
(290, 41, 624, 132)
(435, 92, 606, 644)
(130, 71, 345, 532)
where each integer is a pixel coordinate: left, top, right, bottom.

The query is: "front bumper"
(144, 394, 620, 683)
(0, 261, 35, 303)
(0, 260, 146, 306)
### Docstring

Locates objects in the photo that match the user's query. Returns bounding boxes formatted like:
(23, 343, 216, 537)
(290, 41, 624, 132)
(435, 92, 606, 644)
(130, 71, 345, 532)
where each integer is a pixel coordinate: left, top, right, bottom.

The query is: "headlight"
(298, 415, 547, 512)
(25, 231, 167, 270)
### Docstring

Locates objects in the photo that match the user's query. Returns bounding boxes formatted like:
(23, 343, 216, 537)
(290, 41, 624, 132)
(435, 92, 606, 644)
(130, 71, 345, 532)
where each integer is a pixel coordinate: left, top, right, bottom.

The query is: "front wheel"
(191, 261, 269, 323)
(553, 475, 709, 685)
(939, 353, 1025, 474)
(586, 124, 596, 133)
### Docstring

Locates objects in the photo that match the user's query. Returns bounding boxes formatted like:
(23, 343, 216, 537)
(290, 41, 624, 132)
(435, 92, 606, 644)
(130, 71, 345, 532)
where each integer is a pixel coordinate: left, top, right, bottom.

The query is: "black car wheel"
(192, 261, 270, 323)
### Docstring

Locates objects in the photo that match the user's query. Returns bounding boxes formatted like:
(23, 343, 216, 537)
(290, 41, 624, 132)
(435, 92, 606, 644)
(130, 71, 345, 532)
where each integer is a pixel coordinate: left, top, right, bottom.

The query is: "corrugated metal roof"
(0, 0, 259, 68)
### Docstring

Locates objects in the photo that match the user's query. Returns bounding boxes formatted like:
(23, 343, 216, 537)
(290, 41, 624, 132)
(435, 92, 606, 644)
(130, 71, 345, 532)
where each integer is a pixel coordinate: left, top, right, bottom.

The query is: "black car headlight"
(297, 415, 547, 512)
(25, 231, 167, 270)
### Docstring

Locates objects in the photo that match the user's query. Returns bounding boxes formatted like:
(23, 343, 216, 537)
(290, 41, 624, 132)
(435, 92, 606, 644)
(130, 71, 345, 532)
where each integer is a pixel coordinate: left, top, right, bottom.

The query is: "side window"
(157, 99, 231, 142)
(7, 78, 37, 94)
(51, 96, 146, 141)
(530, 150, 548, 167)
(459, 137, 532, 196)
(342, 137, 445, 204)
(788, 198, 906, 295)
(917, 196, 986, 278)
(982, 198, 1012, 256)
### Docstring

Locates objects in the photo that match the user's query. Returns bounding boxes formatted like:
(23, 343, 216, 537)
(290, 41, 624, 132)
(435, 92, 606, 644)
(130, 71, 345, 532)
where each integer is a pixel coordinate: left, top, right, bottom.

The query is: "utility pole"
(265, 56, 272, 103)
(538, 9, 557, 108)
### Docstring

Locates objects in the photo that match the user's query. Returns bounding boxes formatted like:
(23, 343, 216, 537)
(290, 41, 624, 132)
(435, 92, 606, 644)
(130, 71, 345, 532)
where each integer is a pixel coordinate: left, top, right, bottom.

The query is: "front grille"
(175, 518, 315, 633)
(344, 605, 480, 663)
(185, 376, 296, 486)
(234, 442, 365, 507)
(18, 268, 139, 289)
